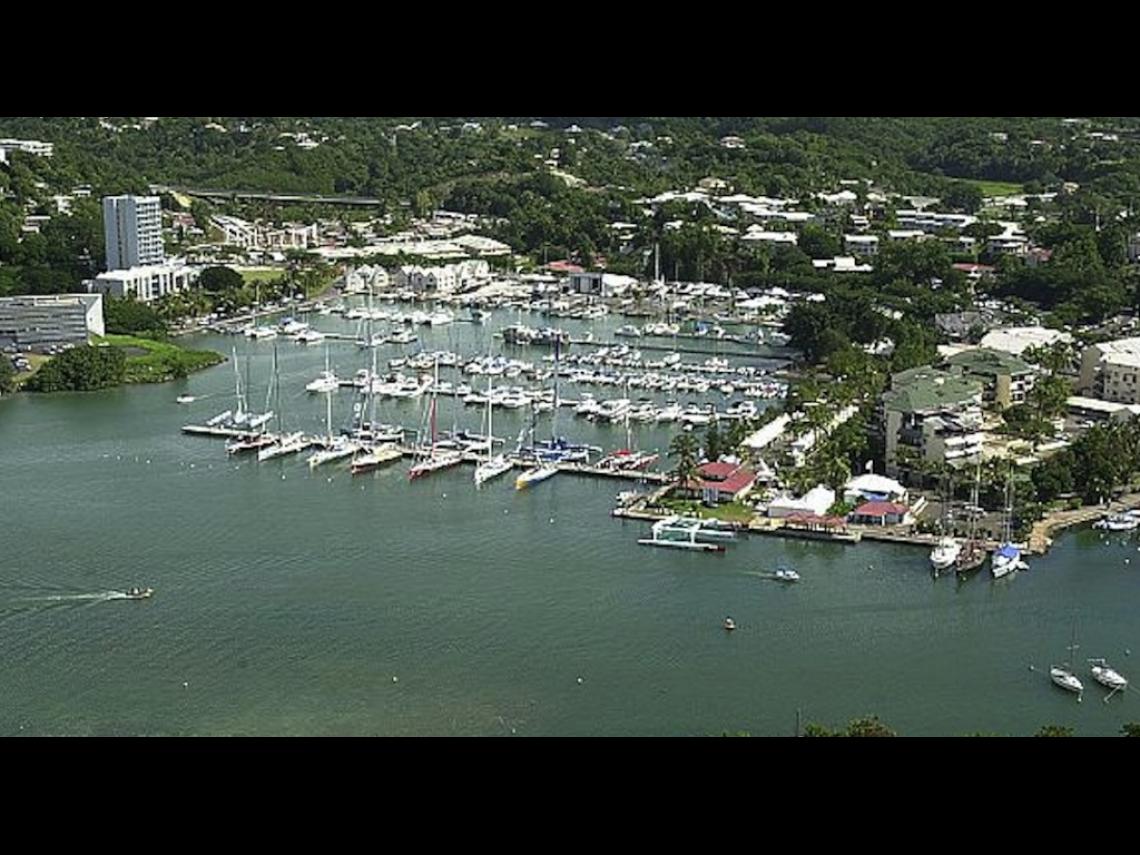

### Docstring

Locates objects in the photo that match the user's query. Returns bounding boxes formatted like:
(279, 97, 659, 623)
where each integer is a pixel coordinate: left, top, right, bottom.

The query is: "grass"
(13, 353, 50, 384)
(97, 334, 223, 383)
(239, 268, 286, 286)
(967, 179, 1024, 197)
(656, 497, 756, 524)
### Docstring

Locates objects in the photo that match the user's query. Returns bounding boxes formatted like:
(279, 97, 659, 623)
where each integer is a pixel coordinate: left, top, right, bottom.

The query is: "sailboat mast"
(553, 337, 560, 440)
(430, 355, 439, 454)
(486, 375, 494, 463)
(273, 341, 282, 432)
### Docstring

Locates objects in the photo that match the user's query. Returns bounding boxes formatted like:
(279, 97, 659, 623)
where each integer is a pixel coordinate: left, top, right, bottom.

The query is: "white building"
(844, 234, 879, 257)
(1080, 337, 1140, 400)
(0, 138, 54, 163)
(0, 294, 104, 351)
(343, 265, 391, 294)
(741, 229, 798, 246)
(566, 272, 638, 297)
(86, 264, 196, 303)
(211, 215, 317, 251)
(895, 210, 977, 233)
(767, 486, 836, 519)
(978, 326, 1072, 357)
(394, 259, 490, 293)
(103, 195, 164, 270)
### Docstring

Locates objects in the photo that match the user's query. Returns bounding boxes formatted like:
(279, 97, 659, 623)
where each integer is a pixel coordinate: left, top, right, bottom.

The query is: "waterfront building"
(945, 348, 1036, 410)
(849, 501, 911, 526)
(0, 294, 104, 352)
(878, 366, 984, 479)
(566, 272, 638, 298)
(211, 215, 318, 251)
(695, 460, 757, 504)
(85, 264, 196, 303)
(103, 195, 164, 269)
(342, 265, 391, 294)
(842, 473, 908, 506)
(767, 485, 836, 519)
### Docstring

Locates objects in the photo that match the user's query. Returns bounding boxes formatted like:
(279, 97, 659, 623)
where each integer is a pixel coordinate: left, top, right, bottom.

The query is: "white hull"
(930, 538, 962, 571)
(258, 433, 309, 462)
(350, 445, 403, 474)
(408, 451, 463, 480)
(307, 442, 360, 468)
(474, 456, 513, 487)
(516, 466, 558, 490)
(1050, 667, 1084, 695)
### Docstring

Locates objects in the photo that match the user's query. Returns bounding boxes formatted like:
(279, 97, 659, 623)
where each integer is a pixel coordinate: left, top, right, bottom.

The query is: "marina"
(3, 300, 1139, 737)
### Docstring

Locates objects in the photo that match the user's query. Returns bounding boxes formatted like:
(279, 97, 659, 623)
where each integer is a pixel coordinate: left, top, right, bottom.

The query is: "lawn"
(97, 334, 223, 383)
(655, 497, 756, 524)
(239, 268, 286, 286)
(968, 179, 1024, 197)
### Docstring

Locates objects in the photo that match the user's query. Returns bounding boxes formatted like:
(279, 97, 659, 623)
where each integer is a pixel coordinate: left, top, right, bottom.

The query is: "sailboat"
(474, 375, 512, 487)
(225, 345, 278, 454)
(408, 355, 463, 480)
(528, 337, 596, 463)
(1050, 624, 1084, 700)
(307, 370, 359, 468)
(350, 288, 405, 476)
(515, 398, 558, 490)
(306, 345, 339, 393)
(991, 465, 1025, 578)
(258, 342, 309, 461)
(955, 460, 987, 574)
(1088, 658, 1128, 698)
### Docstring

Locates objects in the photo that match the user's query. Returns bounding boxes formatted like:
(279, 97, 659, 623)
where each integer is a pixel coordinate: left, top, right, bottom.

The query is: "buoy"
(182, 681, 189, 688)
(576, 677, 583, 685)
(392, 676, 399, 683)
(442, 493, 447, 499)
(549, 517, 555, 524)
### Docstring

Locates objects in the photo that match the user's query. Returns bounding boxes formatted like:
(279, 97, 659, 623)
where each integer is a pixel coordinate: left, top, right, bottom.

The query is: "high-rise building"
(102, 195, 164, 270)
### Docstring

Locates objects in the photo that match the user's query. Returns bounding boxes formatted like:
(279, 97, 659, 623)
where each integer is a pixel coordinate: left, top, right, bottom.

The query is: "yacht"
(1051, 625, 1084, 698)
(176, 394, 196, 404)
(723, 617, 736, 631)
(929, 537, 962, 573)
(294, 328, 326, 344)
(427, 311, 454, 326)
(350, 444, 403, 475)
(595, 398, 631, 423)
(307, 437, 360, 468)
(991, 543, 1021, 579)
(614, 324, 642, 338)
(122, 587, 154, 600)
(773, 567, 801, 583)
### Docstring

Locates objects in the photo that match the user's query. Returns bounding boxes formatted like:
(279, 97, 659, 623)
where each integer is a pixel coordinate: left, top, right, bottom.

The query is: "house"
(1080, 337, 1140, 402)
(978, 326, 1071, 357)
(567, 272, 637, 298)
(849, 501, 911, 526)
(843, 234, 879, 257)
(695, 460, 757, 504)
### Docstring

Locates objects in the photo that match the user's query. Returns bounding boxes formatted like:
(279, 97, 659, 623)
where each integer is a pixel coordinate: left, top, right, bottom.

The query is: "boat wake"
(14, 591, 132, 604)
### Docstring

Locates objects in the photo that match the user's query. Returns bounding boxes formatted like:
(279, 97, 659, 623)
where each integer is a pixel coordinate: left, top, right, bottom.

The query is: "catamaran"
(408, 356, 463, 480)
(474, 376, 512, 487)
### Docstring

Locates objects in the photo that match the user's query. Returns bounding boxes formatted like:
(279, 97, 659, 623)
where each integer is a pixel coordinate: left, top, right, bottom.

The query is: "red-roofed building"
(696, 460, 757, 504)
(546, 260, 584, 274)
(849, 501, 911, 526)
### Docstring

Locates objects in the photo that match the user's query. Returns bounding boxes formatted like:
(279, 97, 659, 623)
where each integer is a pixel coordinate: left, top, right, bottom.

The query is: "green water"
(1, 308, 1137, 736)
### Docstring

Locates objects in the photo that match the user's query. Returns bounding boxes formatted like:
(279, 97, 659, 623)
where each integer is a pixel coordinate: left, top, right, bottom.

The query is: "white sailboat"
(1089, 658, 1128, 696)
(930, 536, 962, 573)
(258, 343, 311, 461)
(474, 376, 512, 487)
(991, 466, 1024, 578)
(307, 375, 359, 468)
(1050, 624, 1084, 700)
(306, 346, 339, 393)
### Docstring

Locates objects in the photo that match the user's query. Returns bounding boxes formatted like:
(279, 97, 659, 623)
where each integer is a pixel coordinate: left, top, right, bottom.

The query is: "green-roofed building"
(877, 366, 985, 480)
(945, 348, 1036, 410)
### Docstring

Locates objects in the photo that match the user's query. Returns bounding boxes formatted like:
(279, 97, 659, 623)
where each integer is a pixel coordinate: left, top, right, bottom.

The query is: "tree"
(1035, 724, 1074, 737)
(669, 432, 701, 490)
(197, 265, 244, 293)
(943, 183, 984, 214)
(25, 345, 126, 392)
(1121, 723, 1140, 737)
(797, 224, 841, 260)
(0, 357, 16, 394)
(704, 422, 723, 462)
(104, 297, 167, 338)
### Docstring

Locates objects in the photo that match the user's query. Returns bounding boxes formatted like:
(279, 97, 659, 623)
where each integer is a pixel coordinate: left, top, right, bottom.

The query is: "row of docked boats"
(1092, 510, 1140, 531)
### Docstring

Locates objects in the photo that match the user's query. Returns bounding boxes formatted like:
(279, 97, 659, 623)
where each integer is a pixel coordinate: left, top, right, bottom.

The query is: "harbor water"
(1, 306, 1137, 736)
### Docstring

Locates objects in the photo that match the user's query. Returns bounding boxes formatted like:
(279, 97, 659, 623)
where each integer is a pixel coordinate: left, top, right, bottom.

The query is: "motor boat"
(929, 537, 962, 572)
(123, 587, 153, 600)
(306, 371, 339, 393)
(176, 394, 196, 404)
(723, 617, 736, 631)
(991, 543, 1021, 579)
(773, 567, 800, 583)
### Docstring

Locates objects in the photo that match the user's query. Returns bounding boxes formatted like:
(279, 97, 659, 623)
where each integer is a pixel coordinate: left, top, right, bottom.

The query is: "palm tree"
(669, 432, 701, 493)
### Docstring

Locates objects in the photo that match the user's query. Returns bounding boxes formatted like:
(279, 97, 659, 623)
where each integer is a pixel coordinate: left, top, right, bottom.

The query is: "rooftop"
(946, 348, 1034, 378)
(883, 367, 983, 414)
